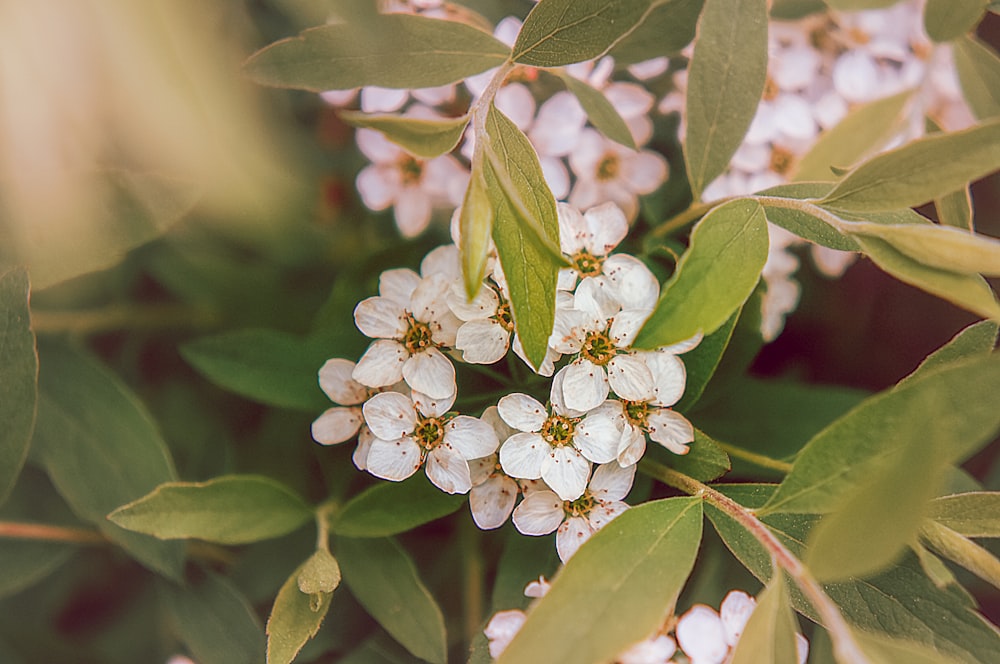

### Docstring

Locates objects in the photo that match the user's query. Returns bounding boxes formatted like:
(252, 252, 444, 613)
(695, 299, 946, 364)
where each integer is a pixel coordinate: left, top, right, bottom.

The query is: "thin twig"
(0, 521, 107, 545)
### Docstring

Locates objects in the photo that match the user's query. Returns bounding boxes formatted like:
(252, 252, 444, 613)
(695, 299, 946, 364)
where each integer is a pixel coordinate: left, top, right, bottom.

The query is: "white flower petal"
(574, 407, 622, 464)
(426, 445, 472, 494)
(559, 360, 610, 413)
(607, 354, 655, 401)
(542, 445, 591, 501)
(676, 606, 727, 664)
(362, 391, 416, 441)
(355, 126, 402, 163)
(659, 332, 702, 355)
(647, 409, 694, 455)
(469, 455, 497, 486)
(499, 432, 548, 479)
(446, 415, 500, 460)
(644, 351, 687, 407)
(589, 461, 636, 502)
(419, 244, 461, 281)
(557, 202, 588, 254)
(354, 297, 406, 339)
(318, 358, 369, 405)
(481, 405, 517, 442)
(352, 340, 407, 389)
(587, 499, 629, 530)
(356, 165, 399, 211)
(556, 516, 594, 561)
(470, 475, 518, 529)
(411, 386, 455, 418)
(620, 150, 668, 194)
(378, 268, 421, 306)
(512, 490, 565, 535)
(402, 347, 455, 399)
(618, 634, 677, 664)
(360, 87, 408, 114)
(495, 83, 537, 130)
(583, 202, 628, 256)
(609, 309, 650, 348)
(497, 393, 547, 433)
(549, 364, 587, 418)
(720, 590, 756, 647)
(447, 283, 498, 321)
(602, 254, 659, 311)
(366, 436, 423, 482)
(311, 407, 363, 446)
(353, 426, 374, 470)
(456, 319, 510, 364)
(484, 610, 527, 659)
(617, 424, 647, 467)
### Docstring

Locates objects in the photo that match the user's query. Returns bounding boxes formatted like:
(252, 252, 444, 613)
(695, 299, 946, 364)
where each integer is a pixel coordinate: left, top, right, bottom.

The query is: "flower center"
(402, 314, 435, 354)
(762, 75, 779, 101)
(570, 250, 604, 278)
(399, 156, 424, 184)
(623, 400, 649, 429)
(414, 415, 448, 451)
(564, 491, 595, 518)
(580, 329, 617, 366)
(596, 154, 620, 181)
(770, 146, 795, 175)
(541, 414, 576, 447)
(493, 301, 515, 332)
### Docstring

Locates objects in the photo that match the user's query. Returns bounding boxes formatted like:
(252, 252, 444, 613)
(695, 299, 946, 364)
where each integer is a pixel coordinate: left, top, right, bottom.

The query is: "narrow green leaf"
(331, 475, 465, 538)
(730, 573, 799, 664)
(685, 0, 768, 199)
(608, 0, 704, 62)
(32, 341, 184, 579)
(109, 475, 312, 545)
(675, 308, 740, 412)
(0, 268, 37, 506)
(935, 186, 974, 231)
(913, 542, 960, 589)
(267, 559, 335, 664)
(338, 112, 469, 158)
(760, 353, 1000, 516)
(817, 119, 1000, 212)
(853, 234, 1000, 321)
(243, 14, 510, 91)
(927, 492, 1000, 537)
(635, 199, 769, 348)
(297, 549, 342, 595)
(791, 90, 912, 183)
(498, 497, 703, 664)
(953, 36, 1000, 120)
(161, 572, 265, 664)
(555, 72, 636, 149)
(338, 537, 447, 664)
(904, 320, 998, 384)
(459, 163, 494, 299)
(921, 520, 1000, 590)
(924, 0, 987, 42)
(841, 221, 1000, 275)
(484, 105, 561, 369)
(181, 329, 333, 411)
(663, 428, 731, 482)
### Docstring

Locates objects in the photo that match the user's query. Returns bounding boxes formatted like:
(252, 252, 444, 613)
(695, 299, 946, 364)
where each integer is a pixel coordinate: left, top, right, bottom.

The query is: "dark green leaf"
(331, 475, 465, 538)
(161, 572, 265, 664)
(339, 112, 469, 158)
(636, 199, 769, 348)
(921, 520, 1000, 590)
(267, 559, 335, 664)
(0, 268, 36, 506)
(924, 0, 987, 42)
(759, 184, 859, 251)
(904, 320, 998, 384)
(663, 428, 731, 482)
(555, 72, 635, 148)
(608, 0, 704, 62)
(730, 573, 799, 664)
(244, 14, 510, 91)
(675, 308, 739, 412)
(685, 0, 768, 199)
(459, 163, 493, 299)
(953, 36, 1000, 120)
(770, 0, 826, 19)
(935, 186, 974, 231)
(927, 492, 1000, 537)
(498, 497, 703, 664)
(108, 475, 312, 545)
(338, 537, 447, 664)
(32, 341, 184, 579)
(823, 0, 898, 8)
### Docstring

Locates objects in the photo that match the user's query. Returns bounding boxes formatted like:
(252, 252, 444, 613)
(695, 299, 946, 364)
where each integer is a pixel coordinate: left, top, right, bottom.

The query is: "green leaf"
(181, 329, 333, 411)
(635, 199, 769, 348)
(840, 221, 1000, 275)
(816, 119, 1000, 212)
(0, 268, 37, 506)
(267, 559, 335, 664)
(904, 320, 998, 384)
(31, 341, 184, 579)
(608, 0, 704, 62)
(760, 353, 1000, 516)
(498, 497, 702, 664)
(921, 520, 1000, 590)
(730, 573, 799, 664)
(913, 542, 959, 589)
(854, 632, 967, 664)
(458, 163, 494, 299)
(490, 528, 561, 612)
(555, 72, 635, 149)
(759, 184, 859, 251)
(823, 0, 898, 8)
(243, 14, 510, 91)
(160, 572, 265, 664)
(684, 0, 768, 199)
(675, 308, 739, 412)
(770, 0, 826, 19)
(663, 428, 731, 482)
(791, 90, 912, 182)
(337, 537, 447, 664)
(484, 105, 561, 369)
(331, 475, 465, 538)
(297, 549, 341, 595)
(108, 475, 312, 545)
(953, 36, 1000, 120)
(927, 492, 1000, 537)
(852, 234, 1000, 321)
(338, 112, 469, 158)
(924, 0, 987, 42)
(935, 186, 974, 231)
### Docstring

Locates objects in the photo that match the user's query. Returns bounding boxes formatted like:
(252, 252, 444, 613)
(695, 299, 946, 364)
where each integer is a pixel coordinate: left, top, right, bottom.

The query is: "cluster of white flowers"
(313, 201, 699, 561)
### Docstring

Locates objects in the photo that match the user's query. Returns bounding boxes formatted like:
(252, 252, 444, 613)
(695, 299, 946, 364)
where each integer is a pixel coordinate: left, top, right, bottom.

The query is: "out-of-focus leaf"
(730, 573, 799, 664)
(608, 0, 704, 62)
(927, 492, 1000, 537)
(161, 572, 264, 664)
(904, 320, 998, 384)
(675, 308, 739, 412)
(484, 105, 561, 369)
(458, 163, 493, 299)
(267, 559, 335, 664)
(823, 0, 900, 8)
(685, 0, 768, 199)
(635, 199, 768, 348)
(791, 91, 911, 182)
(339, 112, 469, 158)
(108, 475, 312, 545)
(770, 0, 826, 19)
(840, 221, 1000, 275)
(854, 631, 966, 664)
(662, 428, 731, 482)
(555, 72, 635, 149)
(924, 0, 987, 42)
(498, 497, 703, 664)
(935, 186, 974, 231)
(0, 268, 36, 506)
(31, 341, 184, 579)
(243, 14, 510, 91)
(953, 36, 1000, 120)
(816, 119, 1000, 212)
(331, 475, 465, 538)
(921, 520, 1000, 590)
(338, 537, 447, 664)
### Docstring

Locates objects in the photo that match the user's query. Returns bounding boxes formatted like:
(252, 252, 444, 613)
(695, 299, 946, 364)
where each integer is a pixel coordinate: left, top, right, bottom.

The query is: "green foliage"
(0, 268, 36, 506)
(927, 492, 1000, 537)
(330, 475, 465, 537)
(607, 0, 704, 62)
(458, 164, 494, 299)
(935, 186, 974, 231)
(840, 220, 1000, 275)
(555, 71, 636, 149)
(923, 0, 987, 43)
(665, 428, 731, 482)
(953, 36, 1000, 120)
(673, 308, 740, 412)
(108, 475, 312, 545)
(729, 573, 799, 664)
(338, 112, 470, 159)
(920, 520, 1000, 591)
(267, 559, 335, 664)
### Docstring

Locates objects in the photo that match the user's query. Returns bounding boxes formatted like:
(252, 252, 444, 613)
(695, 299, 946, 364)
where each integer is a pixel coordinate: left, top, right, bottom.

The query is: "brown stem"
(0, 521, 107, 545)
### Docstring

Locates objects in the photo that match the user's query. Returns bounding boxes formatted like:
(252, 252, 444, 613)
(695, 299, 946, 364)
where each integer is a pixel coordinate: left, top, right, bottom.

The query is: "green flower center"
(414, 414, 451, 451)
(402, 314, 435, 354)
(494, 301, 514, 332)
(597, 154, 620, 181)
(564, 491, 595, 518)
(570, 250, 604, 278)
(580, 329, 617, 366)
(541, 414, 576, 447)
(623, 400, 649, 430)
(400, 156, 423, 184)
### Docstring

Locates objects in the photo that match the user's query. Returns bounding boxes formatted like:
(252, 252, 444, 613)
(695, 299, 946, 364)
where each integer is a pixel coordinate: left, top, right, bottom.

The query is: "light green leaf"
(924, 0, 987, 42)
(675, 308, 739, 412)
(108, 475, 312, 545)
(297, 549, 341, 595)
(935, 186, 974, 231)
(760, 353, 1000, 516)
(904, 320, 998, 384)
(267, 559, 335, 664)
(330, 475, 465, 538)
(791, 90, 912, 182)
(608, 0, 704, 62)
(663, 428, 731, 482)
(913, 542, 959, 589)
(927, 492, 1000, 537)
(31, 341, 184, 579)
(0, 268, 36, 506)
(730, 573, 799, 664)
(338, 111, 469, 158)
(160, 572, 265, 664)
(685, 0, 768, 199)
(635, 199, 769, 348)
(555, 72, 635, 149)
(953, 36, 1000, 120)
(498, 497, 703, 664)
(852, 234, 1000, 321)
(854, 630, 967, 664)
(338, 537, 447, 664)
(484, 105, 561, 369)
(459, 163, 494, 299)
(921, 520, 1000, 590)
(181, 329, 333, 411)
(243, 14, 510, 91)
(816, 119, 1000, 212)
(841, 221, 1000, 275)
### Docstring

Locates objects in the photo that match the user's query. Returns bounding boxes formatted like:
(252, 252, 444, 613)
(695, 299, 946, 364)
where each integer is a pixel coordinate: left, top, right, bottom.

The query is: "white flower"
(311, 358, 372, 446)
(468, 407, 521, 529)
(353, 267, 461, 399)
(447, 281, 513, 365)
(557, 201, 629, 289)
(569, 128, 668, 221)
(511, 462, 635, 561)
(362, 391, 499, 494)
(617, 634, 678, 664)
(484, 610, 527, 659)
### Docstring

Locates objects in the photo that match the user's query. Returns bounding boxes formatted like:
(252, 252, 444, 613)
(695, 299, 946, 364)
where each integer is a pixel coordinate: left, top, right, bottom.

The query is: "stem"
(716, 442, 794, 474)
(315, 501, 337, 553)
(639, 460, 870, 664)
(752, 195, 850, 233)
(649, 198, 732, 240)
(0, 521, 107, 545)
(459, 516, 484, 650)
(31, 303, 220, 336)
